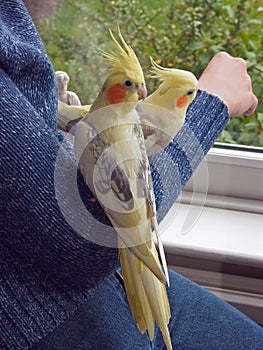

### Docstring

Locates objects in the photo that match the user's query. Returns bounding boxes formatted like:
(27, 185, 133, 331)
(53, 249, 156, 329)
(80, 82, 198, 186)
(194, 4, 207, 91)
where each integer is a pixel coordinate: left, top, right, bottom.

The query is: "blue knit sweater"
(0, 1, 229, 348)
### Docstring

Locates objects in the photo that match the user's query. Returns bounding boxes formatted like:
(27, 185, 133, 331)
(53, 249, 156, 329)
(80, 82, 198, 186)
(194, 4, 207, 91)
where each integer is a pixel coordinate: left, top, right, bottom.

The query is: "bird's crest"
(102, 29, 145, 83)
(150, 57, 198, 87)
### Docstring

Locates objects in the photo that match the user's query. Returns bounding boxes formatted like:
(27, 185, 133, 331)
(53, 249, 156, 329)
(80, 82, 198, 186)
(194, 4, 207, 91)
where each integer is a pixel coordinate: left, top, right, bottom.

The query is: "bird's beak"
(137, 83, 147, 100)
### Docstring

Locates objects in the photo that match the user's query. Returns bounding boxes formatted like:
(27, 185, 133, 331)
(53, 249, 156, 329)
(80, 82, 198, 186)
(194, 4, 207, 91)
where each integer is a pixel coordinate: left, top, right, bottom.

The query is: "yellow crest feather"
(102, 29, 145, 83)
(150, 57, 198, 86)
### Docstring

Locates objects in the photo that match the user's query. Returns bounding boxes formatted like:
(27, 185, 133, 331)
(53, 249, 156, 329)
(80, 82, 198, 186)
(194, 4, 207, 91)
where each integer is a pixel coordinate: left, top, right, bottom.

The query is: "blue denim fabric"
(34, 269, 263, 350)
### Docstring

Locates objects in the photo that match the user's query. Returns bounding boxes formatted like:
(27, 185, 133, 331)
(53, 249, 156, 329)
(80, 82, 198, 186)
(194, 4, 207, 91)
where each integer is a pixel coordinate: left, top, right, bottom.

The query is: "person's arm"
(151, 52, 257, 222)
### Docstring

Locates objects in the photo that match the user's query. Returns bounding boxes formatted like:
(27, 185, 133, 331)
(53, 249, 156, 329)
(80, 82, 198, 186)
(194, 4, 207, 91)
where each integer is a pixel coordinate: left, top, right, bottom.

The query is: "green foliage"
(38, 0, 263, 147)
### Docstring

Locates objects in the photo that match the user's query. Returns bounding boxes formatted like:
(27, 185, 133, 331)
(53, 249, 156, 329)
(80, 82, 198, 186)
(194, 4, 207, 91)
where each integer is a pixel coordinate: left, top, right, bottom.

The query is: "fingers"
(244, 93, 258, 116)
(230, 72, 258, 116)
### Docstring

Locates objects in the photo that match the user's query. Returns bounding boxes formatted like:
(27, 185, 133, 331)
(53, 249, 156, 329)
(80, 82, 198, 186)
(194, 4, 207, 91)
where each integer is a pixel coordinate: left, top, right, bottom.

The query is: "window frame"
(181, 142, 263, 213)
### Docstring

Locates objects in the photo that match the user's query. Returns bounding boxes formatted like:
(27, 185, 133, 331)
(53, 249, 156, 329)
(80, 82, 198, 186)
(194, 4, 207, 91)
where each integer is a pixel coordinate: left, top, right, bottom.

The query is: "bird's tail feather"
(151, 216, 170, 286)
(112, 218, 167, 284)
(119, 247, 172, 350)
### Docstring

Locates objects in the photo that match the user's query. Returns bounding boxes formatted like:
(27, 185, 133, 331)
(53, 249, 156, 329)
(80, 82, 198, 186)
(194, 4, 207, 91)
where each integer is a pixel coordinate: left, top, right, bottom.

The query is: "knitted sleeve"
(0, 1, 229, 289)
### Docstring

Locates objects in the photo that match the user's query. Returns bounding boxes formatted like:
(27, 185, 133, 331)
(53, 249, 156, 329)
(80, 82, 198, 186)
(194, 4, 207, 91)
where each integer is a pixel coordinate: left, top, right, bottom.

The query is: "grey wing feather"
(111, 165, 134, 210)
(88, 129, 135, 211)
(133, 122, 156, 216)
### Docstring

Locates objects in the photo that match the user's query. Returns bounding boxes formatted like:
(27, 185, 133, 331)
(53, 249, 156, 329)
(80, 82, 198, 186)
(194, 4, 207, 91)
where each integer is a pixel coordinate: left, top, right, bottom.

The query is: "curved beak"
(137, 83, 147, 100)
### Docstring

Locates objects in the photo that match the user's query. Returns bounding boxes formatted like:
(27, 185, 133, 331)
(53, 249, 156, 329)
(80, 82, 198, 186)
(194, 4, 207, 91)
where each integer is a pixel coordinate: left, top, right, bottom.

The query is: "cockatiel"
(73, 30, 172, 350)
(137, 58, 198, 156)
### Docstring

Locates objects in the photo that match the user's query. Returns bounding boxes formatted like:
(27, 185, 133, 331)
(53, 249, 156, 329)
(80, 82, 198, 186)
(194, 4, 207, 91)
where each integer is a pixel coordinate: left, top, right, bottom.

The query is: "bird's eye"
(187, 89, 195, 96)
(124, 80, 134, 88)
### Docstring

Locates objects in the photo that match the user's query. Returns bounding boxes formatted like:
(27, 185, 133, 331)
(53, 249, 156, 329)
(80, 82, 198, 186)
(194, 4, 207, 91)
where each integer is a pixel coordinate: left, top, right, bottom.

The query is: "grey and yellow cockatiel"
(72, 30, 173, 349)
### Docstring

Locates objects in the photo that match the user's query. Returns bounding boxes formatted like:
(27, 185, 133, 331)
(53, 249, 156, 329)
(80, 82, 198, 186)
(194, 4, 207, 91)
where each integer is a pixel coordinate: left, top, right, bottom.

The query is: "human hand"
(198, 52, 258, 117)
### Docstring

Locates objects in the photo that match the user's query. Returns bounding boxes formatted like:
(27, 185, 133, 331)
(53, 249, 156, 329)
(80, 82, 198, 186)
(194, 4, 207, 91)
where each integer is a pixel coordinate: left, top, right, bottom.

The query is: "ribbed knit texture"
(0, 1, 229, 348)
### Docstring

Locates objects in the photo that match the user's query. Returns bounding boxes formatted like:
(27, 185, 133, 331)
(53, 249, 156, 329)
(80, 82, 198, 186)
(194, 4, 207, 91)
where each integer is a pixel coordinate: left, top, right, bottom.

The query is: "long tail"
(119, 246, 172, 350)
(152, 216, 170, 286)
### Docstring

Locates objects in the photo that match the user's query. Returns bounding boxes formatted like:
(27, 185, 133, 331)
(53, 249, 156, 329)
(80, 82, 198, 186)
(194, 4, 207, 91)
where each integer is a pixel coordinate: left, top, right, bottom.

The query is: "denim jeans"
(34, 269, 263, 349)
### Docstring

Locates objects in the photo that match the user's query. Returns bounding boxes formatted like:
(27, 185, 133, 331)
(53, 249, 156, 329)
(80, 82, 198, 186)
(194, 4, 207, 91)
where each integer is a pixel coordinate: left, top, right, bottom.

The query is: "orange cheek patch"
(107, 84, 126, 104)
(176, 95, 187, 108)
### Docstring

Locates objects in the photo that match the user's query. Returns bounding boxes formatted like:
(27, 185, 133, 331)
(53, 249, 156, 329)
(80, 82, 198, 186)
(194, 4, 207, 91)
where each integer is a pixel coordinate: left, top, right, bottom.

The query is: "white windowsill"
(160, 144, 263, 265)
(159, 201, 263, 267)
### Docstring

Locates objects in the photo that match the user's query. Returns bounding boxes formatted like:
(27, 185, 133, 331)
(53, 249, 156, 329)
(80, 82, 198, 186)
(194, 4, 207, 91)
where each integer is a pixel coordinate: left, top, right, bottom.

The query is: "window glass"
(26, 0, 263, 147)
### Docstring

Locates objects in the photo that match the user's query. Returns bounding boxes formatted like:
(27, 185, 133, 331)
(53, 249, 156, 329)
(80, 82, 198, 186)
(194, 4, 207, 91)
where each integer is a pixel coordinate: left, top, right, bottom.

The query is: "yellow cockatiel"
(73, 30, 172, 350)
(137, 58, 198, 156)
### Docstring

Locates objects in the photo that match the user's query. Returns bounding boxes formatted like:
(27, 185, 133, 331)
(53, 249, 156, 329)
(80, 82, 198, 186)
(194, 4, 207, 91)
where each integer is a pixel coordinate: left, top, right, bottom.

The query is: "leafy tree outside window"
(30, 0, 263, 147)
